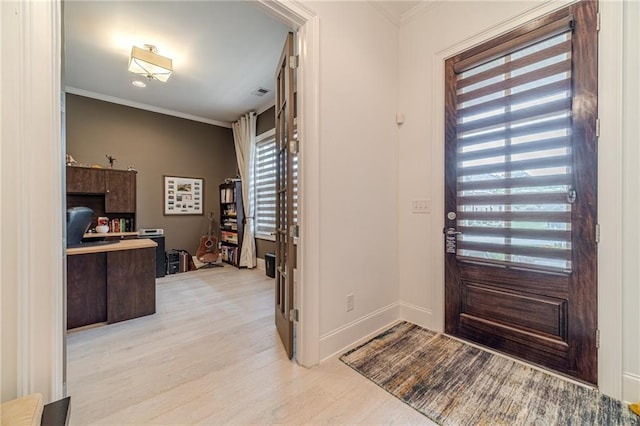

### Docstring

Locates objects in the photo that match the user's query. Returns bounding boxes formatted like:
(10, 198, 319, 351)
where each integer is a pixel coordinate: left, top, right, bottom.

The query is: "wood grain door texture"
(105, 169, 136, 213)
(66, 166, 105, 194)
(444, 0, 598, 384)
(274, 32, 296, 359)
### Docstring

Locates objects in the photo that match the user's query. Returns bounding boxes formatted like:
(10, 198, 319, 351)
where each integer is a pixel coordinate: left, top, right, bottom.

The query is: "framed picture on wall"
(163, 175, 204, 215)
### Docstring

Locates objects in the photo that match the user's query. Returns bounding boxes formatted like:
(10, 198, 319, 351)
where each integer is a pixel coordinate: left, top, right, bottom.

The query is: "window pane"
(254, 132, 298, 235)
(455, 29, 573, 272)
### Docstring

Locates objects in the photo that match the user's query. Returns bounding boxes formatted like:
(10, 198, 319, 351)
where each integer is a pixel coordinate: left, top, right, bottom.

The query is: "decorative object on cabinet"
(163, 175, 203, 215)
(105, 154, 116, 168)
(219, 180, 244, 267)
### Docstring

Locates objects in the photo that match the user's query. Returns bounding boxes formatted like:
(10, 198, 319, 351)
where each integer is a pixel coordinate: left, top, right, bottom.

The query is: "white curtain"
(232, 112, 257, 268)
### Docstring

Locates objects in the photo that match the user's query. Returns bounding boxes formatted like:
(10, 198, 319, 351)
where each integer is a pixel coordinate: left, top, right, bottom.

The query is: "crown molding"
(368, 1, 444, 28)
(64, 87, 233, 128)
(367, 1, 401, 27)
(400, 1, 443, 25)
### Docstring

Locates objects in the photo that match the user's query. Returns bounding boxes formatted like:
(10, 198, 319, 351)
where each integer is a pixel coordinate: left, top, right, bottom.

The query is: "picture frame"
(163, 175, 204, 215)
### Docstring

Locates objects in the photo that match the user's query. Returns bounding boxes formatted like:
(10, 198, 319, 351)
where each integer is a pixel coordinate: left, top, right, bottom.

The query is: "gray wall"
(65, 94, 238, 252)
(256, 105, 275, 136)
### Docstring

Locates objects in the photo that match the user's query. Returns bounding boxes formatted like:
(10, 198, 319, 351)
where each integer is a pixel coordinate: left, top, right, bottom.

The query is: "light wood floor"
(66, 266, 432, 425)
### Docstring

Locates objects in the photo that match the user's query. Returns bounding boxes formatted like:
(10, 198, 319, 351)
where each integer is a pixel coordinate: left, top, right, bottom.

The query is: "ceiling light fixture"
(131, 80, 146, 88)
(128, 44, 173, 82)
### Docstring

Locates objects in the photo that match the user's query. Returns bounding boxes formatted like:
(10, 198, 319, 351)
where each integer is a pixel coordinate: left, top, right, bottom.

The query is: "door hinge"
(596, 329, 600, 348)
(289, 138, 299, 155)
(596, 12, 601, 31)
(290, 225, 299, 238)
(289, 308, 299, 322)
(595, 223, 600, 243)
(289, 55, 299, 69)
(596, 118, 601, 138)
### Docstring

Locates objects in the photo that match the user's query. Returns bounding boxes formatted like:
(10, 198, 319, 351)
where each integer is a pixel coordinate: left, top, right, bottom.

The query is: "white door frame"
(2, 0, 65, 402)
(4, 0, 321, 403)
(256, 0, 321, 367)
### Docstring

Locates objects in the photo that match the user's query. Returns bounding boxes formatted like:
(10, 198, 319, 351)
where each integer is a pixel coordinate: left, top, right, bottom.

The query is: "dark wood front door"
(444, 1, 598, 384)
(274, 32, 296, 359)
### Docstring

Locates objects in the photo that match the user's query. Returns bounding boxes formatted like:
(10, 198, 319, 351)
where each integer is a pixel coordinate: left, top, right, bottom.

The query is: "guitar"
(196, 212, 219, 264)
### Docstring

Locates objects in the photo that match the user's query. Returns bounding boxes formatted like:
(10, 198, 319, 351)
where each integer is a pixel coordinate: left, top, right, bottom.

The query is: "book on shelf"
(220, 187, 235, 203)
(222, 218, 238, 230)
(221, 230, 238, 244)
(108, 217, 134, 232)
(220, 245, 238, 264)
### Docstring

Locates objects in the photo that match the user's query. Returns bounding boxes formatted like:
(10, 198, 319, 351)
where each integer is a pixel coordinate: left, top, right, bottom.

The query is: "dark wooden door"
(105, 170, 136, 212)
(274, 32, 296, 359)
(444, 1, 598, 384)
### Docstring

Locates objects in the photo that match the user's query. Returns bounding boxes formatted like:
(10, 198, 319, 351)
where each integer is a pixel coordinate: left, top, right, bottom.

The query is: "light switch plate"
(411, 199, 431, 213)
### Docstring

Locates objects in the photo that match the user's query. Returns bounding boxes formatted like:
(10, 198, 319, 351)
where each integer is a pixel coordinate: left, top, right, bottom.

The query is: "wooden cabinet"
(66, 166, 136, 230)
(105, 169, 136, 212)
(66, 241, 157, 329)
(107, 248, 156, 323)
(66, 166, 105, 194)
(67, 252, 107, 329)
(219, 181, 244, 267)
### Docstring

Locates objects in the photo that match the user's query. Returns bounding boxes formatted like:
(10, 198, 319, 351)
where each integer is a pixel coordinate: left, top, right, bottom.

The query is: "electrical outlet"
(346, 294, 354, 312)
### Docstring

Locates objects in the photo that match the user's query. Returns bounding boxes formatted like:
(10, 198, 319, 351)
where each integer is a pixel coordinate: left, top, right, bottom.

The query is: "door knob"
(446, 228, 462, 236)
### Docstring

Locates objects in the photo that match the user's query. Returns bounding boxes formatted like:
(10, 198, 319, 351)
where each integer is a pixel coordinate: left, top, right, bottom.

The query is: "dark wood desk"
(67, 239, 157, 329)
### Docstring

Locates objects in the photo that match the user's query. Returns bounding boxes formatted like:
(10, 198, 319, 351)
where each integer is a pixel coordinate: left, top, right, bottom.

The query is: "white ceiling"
(64, 1, 423, 127)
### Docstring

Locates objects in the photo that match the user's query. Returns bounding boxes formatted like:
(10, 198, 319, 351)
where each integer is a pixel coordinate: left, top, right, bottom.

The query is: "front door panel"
(444, 1, 598, 384)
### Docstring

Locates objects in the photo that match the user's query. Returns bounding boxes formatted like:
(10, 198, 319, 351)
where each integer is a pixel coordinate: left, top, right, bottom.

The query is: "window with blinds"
(255, 131, 298, 239)
(454, 17, 574, 272)
(255, 135, 277, 237)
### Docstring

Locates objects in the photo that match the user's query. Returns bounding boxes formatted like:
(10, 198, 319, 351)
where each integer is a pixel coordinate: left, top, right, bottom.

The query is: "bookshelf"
(219, 180, 244, 267)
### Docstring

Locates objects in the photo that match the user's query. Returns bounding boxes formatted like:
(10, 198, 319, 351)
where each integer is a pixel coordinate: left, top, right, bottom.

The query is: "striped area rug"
(341, 322, 640, 426)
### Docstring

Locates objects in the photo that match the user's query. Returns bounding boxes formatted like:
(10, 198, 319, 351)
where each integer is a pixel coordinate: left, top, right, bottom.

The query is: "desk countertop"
(83, 231, 139, 239)
(67, 238, 157, 256)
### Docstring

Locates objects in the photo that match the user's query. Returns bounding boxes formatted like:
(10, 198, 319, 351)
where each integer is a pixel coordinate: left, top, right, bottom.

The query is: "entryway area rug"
(341, 322, 640, 425)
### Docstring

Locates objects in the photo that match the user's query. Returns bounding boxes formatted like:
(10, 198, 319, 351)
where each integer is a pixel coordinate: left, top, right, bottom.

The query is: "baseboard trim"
(399, 301, 434, 330)
(319, 302, 400, 362)
(622, 372, 640, 404)
(256, 258, 265, 271)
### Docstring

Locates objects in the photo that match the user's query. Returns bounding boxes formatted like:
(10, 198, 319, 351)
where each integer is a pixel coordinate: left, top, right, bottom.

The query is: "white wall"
(398, 0, 546, 330)
(306, 1, 401, 359)
(398, 0, 639, 401)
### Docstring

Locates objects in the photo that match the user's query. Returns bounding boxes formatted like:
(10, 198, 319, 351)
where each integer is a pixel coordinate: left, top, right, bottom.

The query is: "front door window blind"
(455, 17, 574, 272)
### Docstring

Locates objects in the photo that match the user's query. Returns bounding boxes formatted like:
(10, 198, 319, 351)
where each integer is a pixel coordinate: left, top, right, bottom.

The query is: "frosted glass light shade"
(128, 45, 172, 82)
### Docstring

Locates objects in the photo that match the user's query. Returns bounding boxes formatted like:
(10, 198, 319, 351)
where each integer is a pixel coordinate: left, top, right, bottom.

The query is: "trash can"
(166, 250, 180, 275)
(265, 253, 275, 278)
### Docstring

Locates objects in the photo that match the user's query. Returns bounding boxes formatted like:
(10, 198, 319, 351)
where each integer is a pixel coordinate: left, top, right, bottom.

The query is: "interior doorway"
(59, 0, 321, 396)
